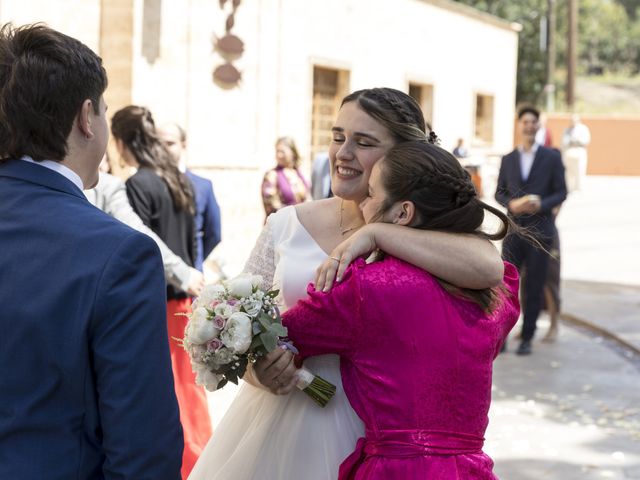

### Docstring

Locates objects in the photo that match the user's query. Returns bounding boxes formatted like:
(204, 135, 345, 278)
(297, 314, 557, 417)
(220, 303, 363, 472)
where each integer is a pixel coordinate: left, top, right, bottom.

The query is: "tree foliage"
(453, 0, 640, 105)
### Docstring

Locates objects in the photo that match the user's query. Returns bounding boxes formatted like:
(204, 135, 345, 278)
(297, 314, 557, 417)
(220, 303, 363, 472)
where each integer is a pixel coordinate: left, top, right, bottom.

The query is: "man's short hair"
(517, 105, 540, 120)
(0, 23, 108, 162)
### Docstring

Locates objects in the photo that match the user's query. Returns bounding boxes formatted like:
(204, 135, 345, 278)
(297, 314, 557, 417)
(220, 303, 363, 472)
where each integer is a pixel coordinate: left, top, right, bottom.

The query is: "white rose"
(242, 298, 263, 317)
(212, 346, 237, 365)
(193, 363, 223, 391)
(251, 275, 264, 289)
(220, 311, 253, 354)
(186, 307, 220, 344)
(213, 303, 234, 319)
(226, 274, 255, 298)
(196, 283, 226, 308)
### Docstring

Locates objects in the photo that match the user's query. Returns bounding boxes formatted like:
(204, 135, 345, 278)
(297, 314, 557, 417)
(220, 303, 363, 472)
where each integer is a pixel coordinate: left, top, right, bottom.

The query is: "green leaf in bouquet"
(236, 357, 249, 379)
(266, 289, 279, 298)
(260, 331, 278, 352)
(257, 312, 274, 329)
(226, 369, 239, 385)
(250, 335, 264, 351)
(217, 377, 228, 390)
(267, 322, 288, 337)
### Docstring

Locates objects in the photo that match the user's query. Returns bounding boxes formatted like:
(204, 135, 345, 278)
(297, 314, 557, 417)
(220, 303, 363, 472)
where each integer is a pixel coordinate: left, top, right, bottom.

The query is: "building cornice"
(418, 0, 522, 33)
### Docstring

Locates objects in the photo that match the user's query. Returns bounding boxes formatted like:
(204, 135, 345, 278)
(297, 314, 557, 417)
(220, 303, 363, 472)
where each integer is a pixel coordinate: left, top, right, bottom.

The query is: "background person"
(561, 114, 591, 192)
(261, 136, 311, 216)
(158, 123, 222, 271)
(111, 106, 211, 479)
(495, 105, 567, 356)
(86, 156, 205, 296)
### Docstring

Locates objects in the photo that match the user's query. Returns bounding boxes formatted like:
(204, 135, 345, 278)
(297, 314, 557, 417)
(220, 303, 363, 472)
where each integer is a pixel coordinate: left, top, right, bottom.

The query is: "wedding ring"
(330, 256, 340, 263)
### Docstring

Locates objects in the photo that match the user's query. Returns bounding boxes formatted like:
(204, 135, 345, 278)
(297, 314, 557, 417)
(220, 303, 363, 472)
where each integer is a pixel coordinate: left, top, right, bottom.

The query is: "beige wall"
(512, 115, 640, 176)
(547, 115, 640, 176)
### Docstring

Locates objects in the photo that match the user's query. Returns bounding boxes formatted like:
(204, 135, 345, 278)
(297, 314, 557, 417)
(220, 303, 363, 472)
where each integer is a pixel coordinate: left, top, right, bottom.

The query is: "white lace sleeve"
(242, 220, 276, 292)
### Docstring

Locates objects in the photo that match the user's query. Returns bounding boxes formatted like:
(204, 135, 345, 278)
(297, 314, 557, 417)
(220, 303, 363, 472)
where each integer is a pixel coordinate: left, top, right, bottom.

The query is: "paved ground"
(489, 175, 640, 479)
(205, 175, 640, 479)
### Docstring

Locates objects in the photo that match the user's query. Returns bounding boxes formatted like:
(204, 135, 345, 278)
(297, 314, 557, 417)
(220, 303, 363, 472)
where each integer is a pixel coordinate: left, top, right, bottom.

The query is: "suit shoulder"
(187, 171, 213, 190)
(539, 146, 562, 161)
(501, 149, 519, 162)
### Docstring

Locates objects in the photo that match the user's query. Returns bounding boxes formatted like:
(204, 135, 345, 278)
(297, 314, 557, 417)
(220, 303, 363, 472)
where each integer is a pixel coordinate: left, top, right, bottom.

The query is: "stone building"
(0, 0, 519, 273)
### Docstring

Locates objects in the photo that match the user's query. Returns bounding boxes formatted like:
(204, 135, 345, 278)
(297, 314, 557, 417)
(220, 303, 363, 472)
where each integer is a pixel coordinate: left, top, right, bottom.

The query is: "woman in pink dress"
(282, 141, 520, 479)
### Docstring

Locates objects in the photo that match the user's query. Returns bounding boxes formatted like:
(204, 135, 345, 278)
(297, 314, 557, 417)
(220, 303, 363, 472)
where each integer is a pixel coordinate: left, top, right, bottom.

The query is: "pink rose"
(213, 315, 226, 329)
(206, 338, 223, 352)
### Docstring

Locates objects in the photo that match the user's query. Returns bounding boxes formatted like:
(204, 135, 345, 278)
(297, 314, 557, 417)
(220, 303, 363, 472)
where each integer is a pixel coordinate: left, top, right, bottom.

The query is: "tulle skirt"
(189, 354, 364, 480)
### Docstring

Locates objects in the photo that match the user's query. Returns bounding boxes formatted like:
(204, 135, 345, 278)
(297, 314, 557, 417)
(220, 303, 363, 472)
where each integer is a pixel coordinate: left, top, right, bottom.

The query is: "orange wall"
(514, 115, 640, 176)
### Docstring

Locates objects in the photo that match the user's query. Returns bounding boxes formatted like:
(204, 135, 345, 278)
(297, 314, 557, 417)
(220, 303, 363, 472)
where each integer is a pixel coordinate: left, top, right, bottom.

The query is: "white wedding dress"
(189, 206, 364, 480)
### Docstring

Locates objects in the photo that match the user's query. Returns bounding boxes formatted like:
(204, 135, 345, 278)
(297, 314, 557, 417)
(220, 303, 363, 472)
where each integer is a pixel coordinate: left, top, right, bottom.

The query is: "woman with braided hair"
(189, 88, 505, 479)
(281, 140, 520, 479)
(111, 105, 212, 479)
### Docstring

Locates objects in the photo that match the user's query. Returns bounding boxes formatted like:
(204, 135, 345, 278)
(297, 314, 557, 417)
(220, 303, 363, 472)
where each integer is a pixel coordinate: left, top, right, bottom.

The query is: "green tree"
(453, 0, 549, 104)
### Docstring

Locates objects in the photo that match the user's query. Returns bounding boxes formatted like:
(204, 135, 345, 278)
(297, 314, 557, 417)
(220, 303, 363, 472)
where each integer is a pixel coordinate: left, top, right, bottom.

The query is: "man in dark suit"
(495, 105, 567, 356)
(159, 123, 222, 271)
(0, 24, 183, 479)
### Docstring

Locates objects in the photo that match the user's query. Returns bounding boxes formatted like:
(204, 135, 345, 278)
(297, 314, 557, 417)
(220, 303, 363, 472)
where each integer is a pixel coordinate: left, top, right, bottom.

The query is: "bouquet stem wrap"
(295, 367, 337, 408)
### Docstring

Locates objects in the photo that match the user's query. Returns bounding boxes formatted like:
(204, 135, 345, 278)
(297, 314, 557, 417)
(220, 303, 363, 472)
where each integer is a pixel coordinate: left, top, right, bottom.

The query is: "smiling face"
(328, 101, 395, 203)
(519, 112, 539, 144)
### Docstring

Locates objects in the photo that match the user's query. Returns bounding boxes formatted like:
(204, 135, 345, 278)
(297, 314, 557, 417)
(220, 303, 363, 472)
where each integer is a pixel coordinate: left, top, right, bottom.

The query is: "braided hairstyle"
(377, 141, 513, 312)
(111, 106, 194, 214)
(341, 87, 440, 145)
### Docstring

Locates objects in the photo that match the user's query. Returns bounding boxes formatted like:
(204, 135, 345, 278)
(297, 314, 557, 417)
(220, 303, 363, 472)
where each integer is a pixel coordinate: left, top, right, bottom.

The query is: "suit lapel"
(526, 148, 544, 183)
(0, 159, 86, 200)
(509, 150, 525, 186)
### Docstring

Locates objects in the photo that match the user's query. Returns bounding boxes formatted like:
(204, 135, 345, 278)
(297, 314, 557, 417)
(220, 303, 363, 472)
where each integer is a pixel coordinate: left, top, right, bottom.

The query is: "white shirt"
(20, 155, 84, 191)
(518, 144, 538, 182)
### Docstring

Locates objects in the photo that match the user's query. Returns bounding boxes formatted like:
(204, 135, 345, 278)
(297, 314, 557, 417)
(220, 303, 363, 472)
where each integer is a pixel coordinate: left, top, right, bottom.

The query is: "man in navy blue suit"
(0, 24, 183, 478)
(159, 123, 222, 271)
(495, 105, 567, 356)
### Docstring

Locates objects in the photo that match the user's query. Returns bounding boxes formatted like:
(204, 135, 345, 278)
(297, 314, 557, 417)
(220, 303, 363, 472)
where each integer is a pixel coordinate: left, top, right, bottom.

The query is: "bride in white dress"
(189, 88, 504, 480)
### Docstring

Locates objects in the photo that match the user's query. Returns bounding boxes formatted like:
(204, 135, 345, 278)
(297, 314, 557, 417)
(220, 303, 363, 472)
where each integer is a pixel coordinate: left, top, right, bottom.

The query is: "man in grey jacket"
(85, 171, 205, 296)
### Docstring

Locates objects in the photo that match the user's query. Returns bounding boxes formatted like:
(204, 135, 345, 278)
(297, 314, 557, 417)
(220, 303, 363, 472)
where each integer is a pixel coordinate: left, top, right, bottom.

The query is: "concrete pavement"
(488, 175, 640, 479)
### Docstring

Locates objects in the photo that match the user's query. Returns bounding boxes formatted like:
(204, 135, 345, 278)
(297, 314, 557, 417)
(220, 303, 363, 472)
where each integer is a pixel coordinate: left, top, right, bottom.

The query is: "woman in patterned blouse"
(261, 136, 310, 217)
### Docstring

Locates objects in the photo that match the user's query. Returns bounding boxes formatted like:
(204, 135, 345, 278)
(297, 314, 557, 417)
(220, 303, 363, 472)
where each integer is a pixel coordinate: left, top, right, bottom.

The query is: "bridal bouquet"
(182, 273, 336, 407)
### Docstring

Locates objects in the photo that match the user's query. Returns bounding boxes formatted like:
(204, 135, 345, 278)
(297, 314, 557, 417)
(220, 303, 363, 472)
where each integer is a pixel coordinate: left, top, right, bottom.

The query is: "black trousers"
(502, 232, 554, 341)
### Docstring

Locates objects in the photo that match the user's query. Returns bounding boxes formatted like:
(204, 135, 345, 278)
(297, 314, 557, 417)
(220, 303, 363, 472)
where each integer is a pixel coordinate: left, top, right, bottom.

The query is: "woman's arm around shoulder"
(316, 223, 503, 291)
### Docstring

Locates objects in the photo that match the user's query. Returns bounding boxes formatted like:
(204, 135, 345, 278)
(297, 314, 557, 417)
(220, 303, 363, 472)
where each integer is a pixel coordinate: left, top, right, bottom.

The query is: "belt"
(338, 429, 484, 480)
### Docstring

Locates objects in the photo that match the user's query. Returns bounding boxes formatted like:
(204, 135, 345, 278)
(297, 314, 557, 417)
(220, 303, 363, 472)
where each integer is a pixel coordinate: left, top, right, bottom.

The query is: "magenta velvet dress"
(282, 257, 520, 480)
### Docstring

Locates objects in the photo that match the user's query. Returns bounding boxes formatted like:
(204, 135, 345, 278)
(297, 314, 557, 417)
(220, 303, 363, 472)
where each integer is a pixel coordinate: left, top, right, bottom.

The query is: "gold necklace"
(339, 199, 362, 236)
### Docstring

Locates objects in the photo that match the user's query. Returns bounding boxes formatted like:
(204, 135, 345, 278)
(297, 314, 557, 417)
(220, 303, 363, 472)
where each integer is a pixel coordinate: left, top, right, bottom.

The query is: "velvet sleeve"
(493, 261, 521, 357)
(281, 261, 365, 359)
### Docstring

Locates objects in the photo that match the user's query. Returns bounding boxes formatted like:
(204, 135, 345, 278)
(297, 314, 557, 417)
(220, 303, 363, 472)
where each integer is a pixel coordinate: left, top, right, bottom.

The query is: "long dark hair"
(377, 141, 514, 313)
(111, 106, 194, 214)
